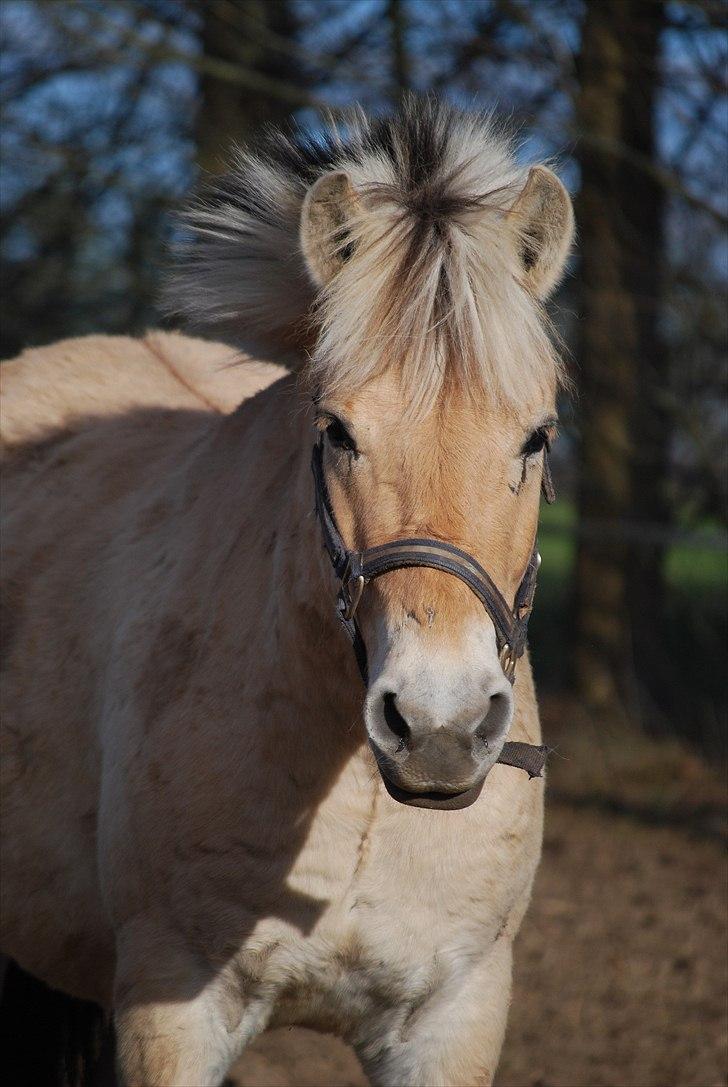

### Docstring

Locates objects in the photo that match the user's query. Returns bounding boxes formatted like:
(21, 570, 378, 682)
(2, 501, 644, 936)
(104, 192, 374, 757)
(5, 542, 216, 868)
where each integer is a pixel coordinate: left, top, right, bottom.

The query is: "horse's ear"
(300, 171, 362, 288)
(508, 166, 574, 299)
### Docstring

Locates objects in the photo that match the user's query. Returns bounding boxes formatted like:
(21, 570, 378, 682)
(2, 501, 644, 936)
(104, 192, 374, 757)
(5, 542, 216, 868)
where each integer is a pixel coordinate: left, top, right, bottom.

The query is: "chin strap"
(497, 741, 549, 779)
(311, 439, 551, 779)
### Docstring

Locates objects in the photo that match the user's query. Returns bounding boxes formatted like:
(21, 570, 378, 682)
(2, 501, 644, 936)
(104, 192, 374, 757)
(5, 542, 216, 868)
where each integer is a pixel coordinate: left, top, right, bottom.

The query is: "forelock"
(166, 97, 565, 410)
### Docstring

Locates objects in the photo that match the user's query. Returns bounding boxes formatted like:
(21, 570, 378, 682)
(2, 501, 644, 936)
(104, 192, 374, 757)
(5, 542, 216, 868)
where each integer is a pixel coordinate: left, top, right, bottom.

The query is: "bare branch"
(578, 131, 728, 228)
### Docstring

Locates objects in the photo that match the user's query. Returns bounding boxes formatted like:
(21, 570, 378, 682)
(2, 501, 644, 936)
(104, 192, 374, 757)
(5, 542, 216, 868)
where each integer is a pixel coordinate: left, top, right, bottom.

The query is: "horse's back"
(0, 331, 285, 1005)
(0, 330, 284, 448)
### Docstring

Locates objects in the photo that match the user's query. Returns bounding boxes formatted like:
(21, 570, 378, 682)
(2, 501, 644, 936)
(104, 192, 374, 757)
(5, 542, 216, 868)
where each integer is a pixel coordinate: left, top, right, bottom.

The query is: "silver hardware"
(499, 642, 517, 681)
(341, 573, 365, 620)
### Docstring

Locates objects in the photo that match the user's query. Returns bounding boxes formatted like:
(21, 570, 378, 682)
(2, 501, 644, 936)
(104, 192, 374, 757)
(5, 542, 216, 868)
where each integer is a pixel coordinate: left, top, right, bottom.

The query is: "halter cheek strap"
(311, 439, 552, 779)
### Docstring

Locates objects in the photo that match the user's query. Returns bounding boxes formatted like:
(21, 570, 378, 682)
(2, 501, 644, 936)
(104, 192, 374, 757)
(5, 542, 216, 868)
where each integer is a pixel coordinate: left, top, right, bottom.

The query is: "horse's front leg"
(359, 937, 513, 1087)
(113, 917, 262, 1087)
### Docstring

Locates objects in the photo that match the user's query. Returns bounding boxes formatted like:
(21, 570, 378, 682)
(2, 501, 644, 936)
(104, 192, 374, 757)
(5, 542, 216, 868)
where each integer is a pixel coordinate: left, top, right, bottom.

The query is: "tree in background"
(573, 0, 668, 717)
(0, 0, 199, 354)
(197, 0, 304, 172)
(573, 0, 726, 738)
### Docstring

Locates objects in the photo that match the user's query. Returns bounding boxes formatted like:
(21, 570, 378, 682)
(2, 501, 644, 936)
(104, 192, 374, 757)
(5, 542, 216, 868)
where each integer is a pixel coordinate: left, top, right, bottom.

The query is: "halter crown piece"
(311, 439, 553, 780)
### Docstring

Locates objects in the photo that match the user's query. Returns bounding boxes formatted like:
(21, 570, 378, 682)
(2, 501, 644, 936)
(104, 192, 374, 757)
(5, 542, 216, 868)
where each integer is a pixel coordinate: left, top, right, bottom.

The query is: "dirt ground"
(228, 762, 728, 1087)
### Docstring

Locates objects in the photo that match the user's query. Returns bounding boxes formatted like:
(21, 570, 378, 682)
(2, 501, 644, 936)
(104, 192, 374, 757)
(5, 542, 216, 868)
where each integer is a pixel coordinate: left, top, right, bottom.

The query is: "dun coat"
(0, 99, 573, 1086)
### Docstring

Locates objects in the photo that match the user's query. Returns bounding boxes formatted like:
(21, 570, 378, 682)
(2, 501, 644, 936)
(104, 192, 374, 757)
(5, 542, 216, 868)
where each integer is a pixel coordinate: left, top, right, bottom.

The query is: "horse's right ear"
(507, 166, 574, 299)
(300, 171, 362, 289)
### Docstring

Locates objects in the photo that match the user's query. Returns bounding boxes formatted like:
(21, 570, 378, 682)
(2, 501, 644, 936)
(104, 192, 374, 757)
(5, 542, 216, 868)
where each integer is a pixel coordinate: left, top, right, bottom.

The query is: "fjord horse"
(1, 100, 573, 1086)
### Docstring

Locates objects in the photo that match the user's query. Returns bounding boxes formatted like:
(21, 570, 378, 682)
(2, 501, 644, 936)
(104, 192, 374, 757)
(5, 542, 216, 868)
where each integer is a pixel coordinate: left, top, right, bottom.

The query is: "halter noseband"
(311, 439, 552, 779)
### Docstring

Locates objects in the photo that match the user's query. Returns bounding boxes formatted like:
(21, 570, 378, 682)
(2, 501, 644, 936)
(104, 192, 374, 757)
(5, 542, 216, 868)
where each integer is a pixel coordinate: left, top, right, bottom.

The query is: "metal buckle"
(341, 575, 364, 620)
(340, 554, 365, 621)
(499, 642, 517, 682)
(516, 551, 542, 620)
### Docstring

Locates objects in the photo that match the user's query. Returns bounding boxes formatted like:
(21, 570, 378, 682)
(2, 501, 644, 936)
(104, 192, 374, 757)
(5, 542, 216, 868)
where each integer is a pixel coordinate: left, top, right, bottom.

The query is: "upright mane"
(166, 98, 566, 412)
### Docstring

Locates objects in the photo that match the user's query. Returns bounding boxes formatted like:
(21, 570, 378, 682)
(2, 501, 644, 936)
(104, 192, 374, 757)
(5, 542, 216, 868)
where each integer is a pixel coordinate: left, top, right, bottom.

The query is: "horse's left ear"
(507, 166, 574, 299)
(300, 171, 362, 289)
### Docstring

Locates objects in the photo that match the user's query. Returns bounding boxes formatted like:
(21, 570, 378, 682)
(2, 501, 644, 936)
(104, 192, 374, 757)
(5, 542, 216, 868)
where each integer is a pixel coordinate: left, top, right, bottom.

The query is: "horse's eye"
(326, 417, 356, 453)
(521, 426, 550, 458)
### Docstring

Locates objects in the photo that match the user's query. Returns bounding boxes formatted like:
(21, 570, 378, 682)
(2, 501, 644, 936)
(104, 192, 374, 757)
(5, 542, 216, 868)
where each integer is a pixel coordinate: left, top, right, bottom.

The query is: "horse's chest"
(267, 921, 441, 1035)
(243, 797, 534, 1034)
(172, 769, 541, 1039)
(240, 871, 508, 1044)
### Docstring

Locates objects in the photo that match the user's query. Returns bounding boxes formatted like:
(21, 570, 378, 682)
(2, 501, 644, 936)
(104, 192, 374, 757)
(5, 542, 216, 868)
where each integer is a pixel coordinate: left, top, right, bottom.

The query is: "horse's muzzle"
(370, 719, 501, 810)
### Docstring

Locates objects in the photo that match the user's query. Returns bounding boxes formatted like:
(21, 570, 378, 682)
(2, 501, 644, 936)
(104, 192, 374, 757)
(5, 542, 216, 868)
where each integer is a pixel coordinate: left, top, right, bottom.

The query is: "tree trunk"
(387, 0, 410, 98)
(622, 5, 670, 726)
(573, 0, 667, 716)
(197, 0, 301, 173)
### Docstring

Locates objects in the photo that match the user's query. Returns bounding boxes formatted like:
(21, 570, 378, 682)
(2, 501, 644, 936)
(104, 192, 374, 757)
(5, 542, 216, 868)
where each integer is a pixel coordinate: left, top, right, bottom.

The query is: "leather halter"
(311, 439, 552, 778)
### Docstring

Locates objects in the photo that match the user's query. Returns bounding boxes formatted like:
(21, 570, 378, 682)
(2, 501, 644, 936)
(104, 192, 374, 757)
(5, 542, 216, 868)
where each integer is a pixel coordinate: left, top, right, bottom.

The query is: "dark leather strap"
(311, 440, 370, 677)
(498, 741, 549, 779)
(311, 439, 551, 778)
(354, 538, 516, 647)
(311, 439, 350, 581)
(312, 440, 539, 678)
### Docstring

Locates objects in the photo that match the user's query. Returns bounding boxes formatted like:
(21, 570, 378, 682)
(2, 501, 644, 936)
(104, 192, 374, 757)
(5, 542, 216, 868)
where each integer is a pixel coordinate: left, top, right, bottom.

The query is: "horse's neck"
(199, 379, 365, 746)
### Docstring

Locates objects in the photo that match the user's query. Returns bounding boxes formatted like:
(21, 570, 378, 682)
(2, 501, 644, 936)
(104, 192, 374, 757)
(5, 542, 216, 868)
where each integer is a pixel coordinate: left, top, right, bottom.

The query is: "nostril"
(382, 692, 411, 750)
(475, 692, 509, 745)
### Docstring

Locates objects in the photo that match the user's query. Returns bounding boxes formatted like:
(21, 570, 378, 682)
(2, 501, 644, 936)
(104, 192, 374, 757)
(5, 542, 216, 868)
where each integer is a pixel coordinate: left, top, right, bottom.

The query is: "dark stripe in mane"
(165, 96, 564, 410)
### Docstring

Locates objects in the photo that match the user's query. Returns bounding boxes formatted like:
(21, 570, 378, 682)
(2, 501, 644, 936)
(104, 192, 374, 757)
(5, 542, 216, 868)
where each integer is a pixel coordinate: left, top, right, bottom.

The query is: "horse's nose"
(376, 684, 512, 756)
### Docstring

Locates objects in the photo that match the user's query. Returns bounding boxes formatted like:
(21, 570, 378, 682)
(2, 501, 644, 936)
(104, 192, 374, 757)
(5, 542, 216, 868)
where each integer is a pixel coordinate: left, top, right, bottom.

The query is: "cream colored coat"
(1, 331, 544, 1087)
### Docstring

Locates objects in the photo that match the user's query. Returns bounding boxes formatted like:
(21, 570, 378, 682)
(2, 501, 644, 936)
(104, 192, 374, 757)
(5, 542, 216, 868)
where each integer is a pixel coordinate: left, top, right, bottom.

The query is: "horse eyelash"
(511, 428, 553, 495)
(316, 412, 358, 455)
(520, 425, 553, 459)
